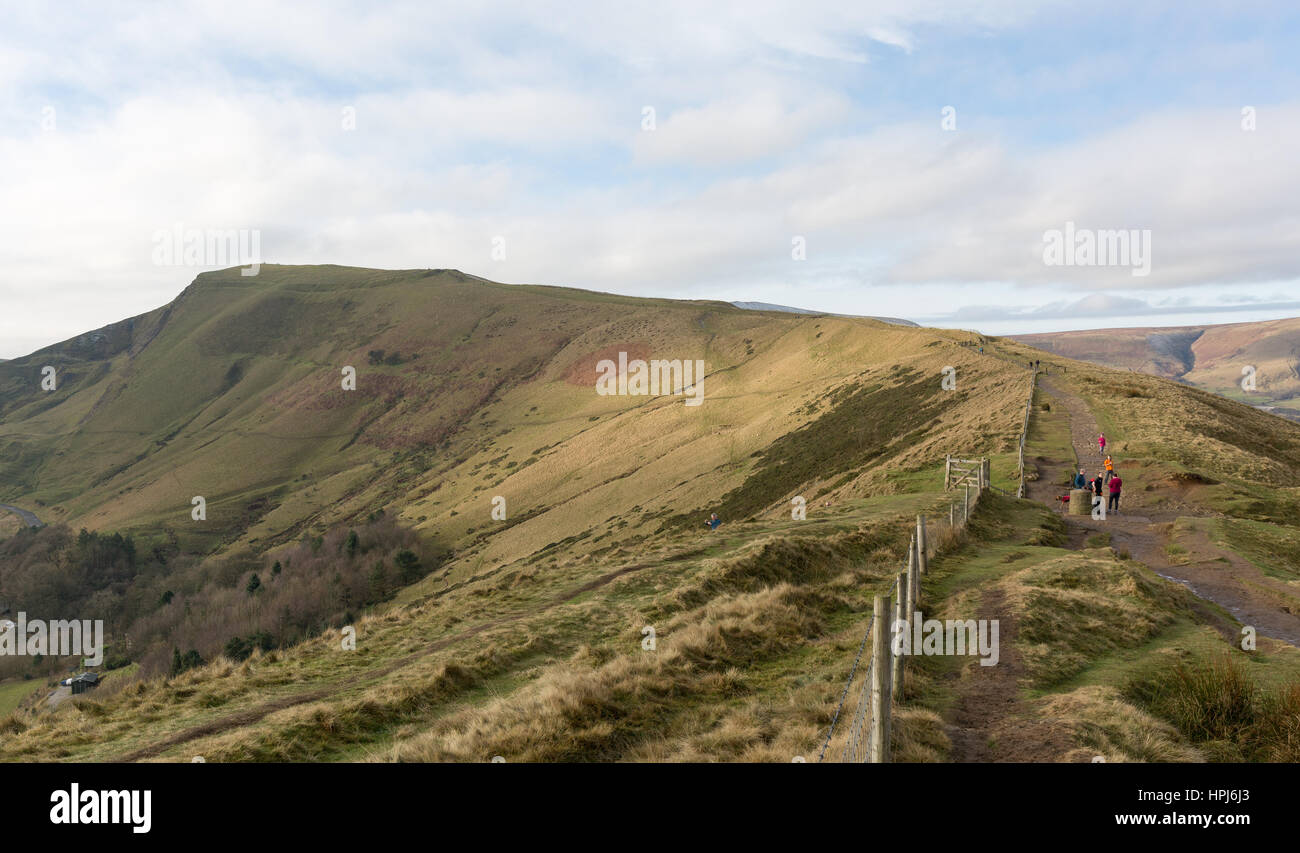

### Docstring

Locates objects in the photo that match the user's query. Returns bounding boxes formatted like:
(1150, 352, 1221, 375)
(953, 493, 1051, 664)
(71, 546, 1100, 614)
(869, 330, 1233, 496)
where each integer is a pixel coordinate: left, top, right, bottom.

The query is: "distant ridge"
(731, 301, 918, 326)
(1012, 316, 1300, 423)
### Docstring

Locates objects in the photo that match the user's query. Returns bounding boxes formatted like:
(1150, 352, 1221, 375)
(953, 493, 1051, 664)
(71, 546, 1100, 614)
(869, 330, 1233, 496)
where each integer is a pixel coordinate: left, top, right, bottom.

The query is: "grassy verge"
(0, 680, 44, 718)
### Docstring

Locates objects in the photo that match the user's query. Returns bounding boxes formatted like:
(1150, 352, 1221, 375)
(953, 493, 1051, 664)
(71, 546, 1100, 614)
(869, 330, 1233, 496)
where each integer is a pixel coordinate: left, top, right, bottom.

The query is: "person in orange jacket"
(1104, 455, 1115, 482)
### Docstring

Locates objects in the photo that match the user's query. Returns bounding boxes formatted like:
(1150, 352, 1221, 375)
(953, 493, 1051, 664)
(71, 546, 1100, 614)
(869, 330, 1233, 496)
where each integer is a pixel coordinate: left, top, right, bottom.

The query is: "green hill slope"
(0, 266, 1022, 563)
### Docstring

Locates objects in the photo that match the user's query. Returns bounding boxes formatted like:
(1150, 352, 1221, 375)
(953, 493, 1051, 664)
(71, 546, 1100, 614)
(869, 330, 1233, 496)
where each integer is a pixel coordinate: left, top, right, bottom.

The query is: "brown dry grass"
(371, 584, 828, 762)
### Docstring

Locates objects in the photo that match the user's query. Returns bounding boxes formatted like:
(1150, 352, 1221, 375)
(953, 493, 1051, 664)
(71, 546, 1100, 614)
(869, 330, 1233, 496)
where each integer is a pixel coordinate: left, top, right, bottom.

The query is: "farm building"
(69, 673, 99, 695)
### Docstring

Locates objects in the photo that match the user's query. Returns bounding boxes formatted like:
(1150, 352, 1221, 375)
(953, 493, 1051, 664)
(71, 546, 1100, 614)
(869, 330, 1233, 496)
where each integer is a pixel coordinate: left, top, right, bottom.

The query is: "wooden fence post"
(902, 567, 913, 632)
(916, 515, 928, 576)
(907, 536, 920, 616)
(944, 455, 951, 490)
(963, 484, 970, 525)
(869, 594, 891, 763)
(892, 572, 906, 699)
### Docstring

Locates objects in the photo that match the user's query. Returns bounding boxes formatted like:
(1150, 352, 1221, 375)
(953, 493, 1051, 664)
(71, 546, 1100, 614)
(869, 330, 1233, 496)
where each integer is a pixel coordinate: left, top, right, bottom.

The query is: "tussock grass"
(1124, 655, 1300, 761)
(1040, 686, 1202, 763)
(890, 708, 951, 762)
(1010, 552, 1190, 687)
(1126, 656, 1255, 743)
(1024, 512, 1067, 547)
(667, 521, 903, 613)
(372, 584, 829, 762)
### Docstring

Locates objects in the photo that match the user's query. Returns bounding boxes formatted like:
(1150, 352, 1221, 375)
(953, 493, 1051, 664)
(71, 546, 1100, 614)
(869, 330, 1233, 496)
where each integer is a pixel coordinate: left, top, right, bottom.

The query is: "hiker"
(1092, 472, 1105, 498)
(705, 512, 721, 531)
(1073, 468, 1087, 489)
(1104, 455, 1114, 482)
(1107, 472, 1122, 514)
(1098, 433, 1107, 454)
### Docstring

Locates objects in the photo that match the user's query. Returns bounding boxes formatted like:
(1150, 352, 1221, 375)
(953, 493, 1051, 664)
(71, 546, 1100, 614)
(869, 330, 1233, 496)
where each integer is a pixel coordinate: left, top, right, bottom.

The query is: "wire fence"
(838, 612, 877, 764)
(818, 485, 983, 763)
(818, 369, 1032, 763)
(816, 608, 877, 762)
(1017, 369, 1040, 498)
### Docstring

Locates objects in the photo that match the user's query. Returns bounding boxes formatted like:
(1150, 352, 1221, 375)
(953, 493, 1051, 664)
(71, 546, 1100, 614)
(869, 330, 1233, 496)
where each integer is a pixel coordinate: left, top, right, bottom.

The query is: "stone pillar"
(1069, 488, 1093, 516)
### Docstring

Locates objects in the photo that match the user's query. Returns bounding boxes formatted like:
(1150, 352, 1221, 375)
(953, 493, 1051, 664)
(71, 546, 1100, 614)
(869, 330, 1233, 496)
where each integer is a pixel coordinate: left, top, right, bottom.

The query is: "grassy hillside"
(0, 266, 1029, 759)
(2, 267, 1297, 762)
(0, 266, 1023, 571)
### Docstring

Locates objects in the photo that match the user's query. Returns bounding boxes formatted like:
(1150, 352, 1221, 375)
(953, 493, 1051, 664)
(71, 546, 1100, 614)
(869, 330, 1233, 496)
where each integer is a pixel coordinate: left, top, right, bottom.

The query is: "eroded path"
(943, 587, 1076, 762)
(1035, 376, 1300, 646)
(924, 369, 1297, 763)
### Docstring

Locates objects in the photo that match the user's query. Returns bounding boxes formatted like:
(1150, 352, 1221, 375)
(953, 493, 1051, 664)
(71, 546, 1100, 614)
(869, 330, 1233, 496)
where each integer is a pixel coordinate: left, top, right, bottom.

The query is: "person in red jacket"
(1107, 472, 1122, 514)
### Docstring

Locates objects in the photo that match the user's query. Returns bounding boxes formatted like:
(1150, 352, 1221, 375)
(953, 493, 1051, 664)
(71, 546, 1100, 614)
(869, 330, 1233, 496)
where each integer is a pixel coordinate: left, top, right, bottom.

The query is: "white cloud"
(866, 26, 915, 53)
(633, 92, 849, 166)
(2, 0, 1298, 357)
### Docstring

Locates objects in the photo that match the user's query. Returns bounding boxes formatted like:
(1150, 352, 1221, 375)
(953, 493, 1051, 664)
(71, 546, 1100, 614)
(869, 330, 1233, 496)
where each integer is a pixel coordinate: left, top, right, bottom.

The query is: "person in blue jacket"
(706, 513, 721, 531)
(1073, 468, 1087, 489)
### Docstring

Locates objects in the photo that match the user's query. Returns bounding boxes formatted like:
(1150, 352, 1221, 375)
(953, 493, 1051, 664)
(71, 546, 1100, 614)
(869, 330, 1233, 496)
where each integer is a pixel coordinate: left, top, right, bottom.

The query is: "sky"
(2, 0, 1299, 358)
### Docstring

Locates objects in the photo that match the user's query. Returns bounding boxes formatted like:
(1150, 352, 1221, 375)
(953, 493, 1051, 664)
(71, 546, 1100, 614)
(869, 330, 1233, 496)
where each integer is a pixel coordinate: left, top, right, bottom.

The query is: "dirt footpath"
(944, 588, 1077, 762)
(1036, 376, 1300, 647)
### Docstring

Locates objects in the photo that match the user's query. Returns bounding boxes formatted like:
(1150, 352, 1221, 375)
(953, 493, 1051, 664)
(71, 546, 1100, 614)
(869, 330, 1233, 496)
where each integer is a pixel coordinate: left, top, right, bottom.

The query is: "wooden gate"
(944, 456, 989, 491)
